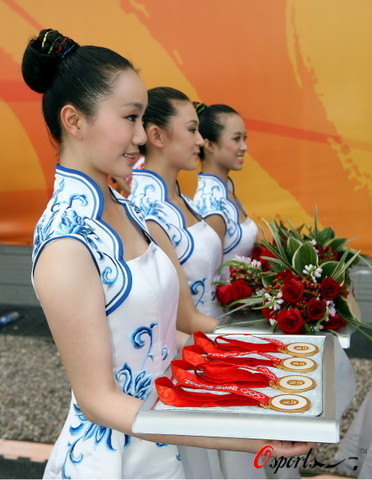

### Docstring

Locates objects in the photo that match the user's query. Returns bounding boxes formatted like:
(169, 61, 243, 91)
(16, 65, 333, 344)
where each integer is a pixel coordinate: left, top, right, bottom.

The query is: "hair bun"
(22, 28, 79, 93)
(193, 101, 208, 116)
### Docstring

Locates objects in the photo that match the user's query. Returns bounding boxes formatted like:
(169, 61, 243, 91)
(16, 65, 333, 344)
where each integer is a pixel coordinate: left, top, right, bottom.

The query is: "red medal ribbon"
(155, 376, 270, 407)
(171, 359, 278, 389)
(194, 331, 286, 353)
(183, 344, 282, 368)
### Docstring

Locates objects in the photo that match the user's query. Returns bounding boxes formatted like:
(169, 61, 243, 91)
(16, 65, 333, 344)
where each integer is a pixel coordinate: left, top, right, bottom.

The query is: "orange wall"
(1, 0, 371, 254)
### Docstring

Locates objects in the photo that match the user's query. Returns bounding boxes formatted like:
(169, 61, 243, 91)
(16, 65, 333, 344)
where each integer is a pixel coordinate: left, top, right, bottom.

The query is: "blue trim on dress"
(131, 169, 195, 265)
(195, 173, 243, 254)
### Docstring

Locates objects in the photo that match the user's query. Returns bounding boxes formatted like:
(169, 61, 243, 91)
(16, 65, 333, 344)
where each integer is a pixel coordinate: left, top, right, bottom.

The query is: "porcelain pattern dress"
(193, 173, 259, 281)
(31, 165, 184, 479)
(130, 169, 223, 318)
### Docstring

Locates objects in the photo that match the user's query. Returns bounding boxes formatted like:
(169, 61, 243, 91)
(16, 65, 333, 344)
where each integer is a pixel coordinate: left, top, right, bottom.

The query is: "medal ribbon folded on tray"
(172, 359, 277, 389)
(193, 331, 319, 357)
(171, 359, 315, 394)
(155, 375, 311, 412)
(183, 344, 282, 368)
(182, 344, 318, 373)
(194, 331, 285, 353)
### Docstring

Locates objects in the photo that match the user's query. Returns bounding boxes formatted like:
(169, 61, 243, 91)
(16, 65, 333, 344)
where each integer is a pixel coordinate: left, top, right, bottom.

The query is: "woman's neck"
(59, 151, 113, 204)
(201, 158, 229, 183)
(145, 153, 180, 200)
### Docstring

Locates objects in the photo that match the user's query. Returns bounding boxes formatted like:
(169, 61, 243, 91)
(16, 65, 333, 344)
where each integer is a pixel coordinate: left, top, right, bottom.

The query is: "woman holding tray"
(22, 28, 315, 479)
(193, 103, 259, 281)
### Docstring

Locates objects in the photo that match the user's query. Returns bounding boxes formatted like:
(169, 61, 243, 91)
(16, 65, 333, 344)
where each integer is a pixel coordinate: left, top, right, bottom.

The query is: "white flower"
(314, 267, 323, 278)
(327, 300, 336, 316)
(234, 255, 252, 263)
(303, 264, 323, 283)
(251, 259, 262, 268)
(269, 318, 277, 327)
(273, 298, 284, 311)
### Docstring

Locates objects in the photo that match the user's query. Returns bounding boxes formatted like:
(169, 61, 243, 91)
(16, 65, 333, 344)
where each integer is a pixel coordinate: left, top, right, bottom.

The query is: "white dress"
(130, 169, 223, 318)
(193, 173, 258, 281)
(32, 165, 184, 479)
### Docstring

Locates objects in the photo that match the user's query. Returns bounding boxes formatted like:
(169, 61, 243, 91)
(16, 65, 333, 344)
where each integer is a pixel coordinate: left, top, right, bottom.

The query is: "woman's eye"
(234, 137, 241, 142)
(190, 128, 197, 133)
(126, 115, 138, 122)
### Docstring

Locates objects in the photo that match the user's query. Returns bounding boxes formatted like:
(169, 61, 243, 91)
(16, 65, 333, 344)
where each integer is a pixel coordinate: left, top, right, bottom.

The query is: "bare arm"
(34, 239, 314, 457)
(204, 214, 226, 246)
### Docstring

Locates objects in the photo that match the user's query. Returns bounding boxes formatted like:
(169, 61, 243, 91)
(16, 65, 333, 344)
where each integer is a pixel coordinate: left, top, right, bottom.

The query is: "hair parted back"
(139, 86, 190, 155)
(22, 28, 135, 143)
(194, 103, 238, 159)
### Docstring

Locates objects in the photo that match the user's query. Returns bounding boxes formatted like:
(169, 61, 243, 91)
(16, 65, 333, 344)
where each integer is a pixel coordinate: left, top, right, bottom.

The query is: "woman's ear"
(60, 104, 84, 139)
(147, 124, 166, 148)
(203, 139, 215, 154)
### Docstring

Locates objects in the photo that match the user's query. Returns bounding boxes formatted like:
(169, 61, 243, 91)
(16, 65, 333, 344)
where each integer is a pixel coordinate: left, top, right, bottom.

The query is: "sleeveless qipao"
(193, 173, 258, 280)
(130, 169, 222, 318)
(32, 165, 184, 479)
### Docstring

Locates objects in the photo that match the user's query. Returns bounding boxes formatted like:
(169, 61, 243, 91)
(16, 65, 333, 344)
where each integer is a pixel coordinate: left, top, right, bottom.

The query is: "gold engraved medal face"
(285, 342, 319, 357)
(268, 394, 311, 413)
(276, 375, 316, 393)
(280, 357, 317, 373)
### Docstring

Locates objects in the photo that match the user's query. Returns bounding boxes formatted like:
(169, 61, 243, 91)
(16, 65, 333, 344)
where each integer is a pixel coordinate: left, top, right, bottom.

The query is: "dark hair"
(140, 86, 190, 155)
(194, 103, 238, 159)
(22, 28, 135, 143)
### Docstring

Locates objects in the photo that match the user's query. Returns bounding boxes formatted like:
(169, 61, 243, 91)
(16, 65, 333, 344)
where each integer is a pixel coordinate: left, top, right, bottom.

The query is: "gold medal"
(284, 342, 319, 357)
(268, 393, 311, 413)
(275, 375, 316, 393)
(279, 356, 317, 373)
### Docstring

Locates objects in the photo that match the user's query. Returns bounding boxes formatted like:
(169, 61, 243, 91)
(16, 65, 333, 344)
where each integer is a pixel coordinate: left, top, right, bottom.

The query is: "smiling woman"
(193, 103, 259, 281)
(21, 28, 315, 480)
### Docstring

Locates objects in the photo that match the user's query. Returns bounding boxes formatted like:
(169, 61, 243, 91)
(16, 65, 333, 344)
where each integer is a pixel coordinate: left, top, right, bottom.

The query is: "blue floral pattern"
(62, 404, 115, 480)
(190, 278, 207, 307)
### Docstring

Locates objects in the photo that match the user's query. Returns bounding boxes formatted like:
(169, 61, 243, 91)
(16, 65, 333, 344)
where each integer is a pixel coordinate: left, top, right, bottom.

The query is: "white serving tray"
(133, 333, 355, 443)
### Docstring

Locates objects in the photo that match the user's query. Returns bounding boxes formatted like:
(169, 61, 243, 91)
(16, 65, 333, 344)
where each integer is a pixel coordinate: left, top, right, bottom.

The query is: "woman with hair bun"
(193, 103, 259, 281)
(130, 87, 223, 319)
(22, 28, 314, 480)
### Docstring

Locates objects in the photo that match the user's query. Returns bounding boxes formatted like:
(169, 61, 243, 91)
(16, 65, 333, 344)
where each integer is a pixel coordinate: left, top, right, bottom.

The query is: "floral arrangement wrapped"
(215, 211, 372, 340)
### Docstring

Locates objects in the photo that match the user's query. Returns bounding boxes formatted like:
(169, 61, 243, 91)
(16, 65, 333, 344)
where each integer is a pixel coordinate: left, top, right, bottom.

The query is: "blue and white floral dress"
(32, 165, 184, 479)
(130, 169, 223, 318)
(193, 173, 258, 280)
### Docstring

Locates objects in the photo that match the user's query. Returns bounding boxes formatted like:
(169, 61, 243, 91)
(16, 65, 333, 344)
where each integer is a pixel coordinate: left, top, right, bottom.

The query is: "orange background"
(1, 0, 371, 255)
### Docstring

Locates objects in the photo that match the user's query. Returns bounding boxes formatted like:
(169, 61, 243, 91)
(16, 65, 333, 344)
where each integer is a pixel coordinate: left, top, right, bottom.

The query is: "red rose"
(276, 308, 305, 334)
(261, 307, 273, 319)
(276, 269, 298, 283)
(216, 280, 252, 306)
(252, 245, 276, 271)
(320, 277, 342, 300)
(323, 314, 347, 331)
(307, 298, 327, 321)
(282, 279, 304, 303)
(230, 279, 253, 301)
(216, 284, 235, 306)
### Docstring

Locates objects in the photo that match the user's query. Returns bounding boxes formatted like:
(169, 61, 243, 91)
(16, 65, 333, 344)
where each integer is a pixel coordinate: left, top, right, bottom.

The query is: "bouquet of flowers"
(216, 210, 372, 340)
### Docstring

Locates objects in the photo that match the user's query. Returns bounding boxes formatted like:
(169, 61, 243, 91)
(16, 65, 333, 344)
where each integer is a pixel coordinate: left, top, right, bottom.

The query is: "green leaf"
(334, 296, 354, 322)
(326, 237, 347, 251)
(320, 261, 345, 283)
(292, 242, 318, 273)
(287, 237, 302, 257)
(261, 272, 277, 287)
(318, 226, 335, 245)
